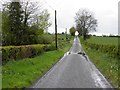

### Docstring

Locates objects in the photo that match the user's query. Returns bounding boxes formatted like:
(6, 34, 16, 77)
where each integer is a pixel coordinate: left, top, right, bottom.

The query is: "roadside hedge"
(1, 44, 55, 64)
(85, 42, 119, 59)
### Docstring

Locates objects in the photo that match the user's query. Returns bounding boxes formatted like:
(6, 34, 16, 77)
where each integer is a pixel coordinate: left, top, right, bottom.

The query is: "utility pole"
(55, 10, 57, 49)
(66, 28, 67, 41)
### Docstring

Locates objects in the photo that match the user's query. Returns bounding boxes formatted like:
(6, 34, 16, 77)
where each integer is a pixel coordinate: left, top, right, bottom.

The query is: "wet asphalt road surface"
(31, 37, 114, 89)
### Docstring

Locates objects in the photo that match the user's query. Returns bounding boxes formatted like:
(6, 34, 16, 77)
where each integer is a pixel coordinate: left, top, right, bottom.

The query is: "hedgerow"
(85, 42, 119, 59)
(1, 44, 55, 64)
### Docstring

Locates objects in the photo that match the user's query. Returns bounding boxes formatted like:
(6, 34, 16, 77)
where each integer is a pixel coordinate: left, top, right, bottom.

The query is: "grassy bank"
(2, 42, 71, 88)
(80, 37, 119, 89)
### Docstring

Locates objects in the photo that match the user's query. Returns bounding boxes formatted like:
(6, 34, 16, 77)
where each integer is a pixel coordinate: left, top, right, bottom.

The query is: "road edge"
(30, 51, 70, 88)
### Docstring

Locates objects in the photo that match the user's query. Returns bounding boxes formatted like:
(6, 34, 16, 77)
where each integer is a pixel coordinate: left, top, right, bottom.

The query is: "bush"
(43, 44, 56, 51)
(2, 44, 55, 64)
(37, 34, 53, 44)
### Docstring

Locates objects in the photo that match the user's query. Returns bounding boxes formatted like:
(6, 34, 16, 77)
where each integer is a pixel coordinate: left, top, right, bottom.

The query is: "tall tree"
(8, 1, 24, 45)
(21, 1, 42, 44)
(75, 9, 97, 40)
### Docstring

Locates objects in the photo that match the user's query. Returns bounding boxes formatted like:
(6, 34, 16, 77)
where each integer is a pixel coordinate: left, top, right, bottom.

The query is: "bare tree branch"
(21, 0, 42, 26)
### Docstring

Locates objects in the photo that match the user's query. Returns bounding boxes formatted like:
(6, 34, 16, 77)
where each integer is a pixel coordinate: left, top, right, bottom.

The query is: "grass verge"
(2, 42, 71, 88)
(81, 41, 119, 89)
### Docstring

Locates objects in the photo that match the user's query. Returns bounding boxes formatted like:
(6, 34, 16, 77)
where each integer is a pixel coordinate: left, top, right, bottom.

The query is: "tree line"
(2, 0, 51, 46)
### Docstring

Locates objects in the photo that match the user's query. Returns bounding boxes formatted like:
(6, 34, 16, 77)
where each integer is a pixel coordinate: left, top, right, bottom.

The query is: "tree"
(2, 1, 51, 45)
(69, 27, 76, 36)
(20, 1, 41, 44)
(22, 1, 40, 27)
(75, 9, 97, 40)
(29, 9, 51, 44)
(39, 9, 51, 33)
(2, 1, 24, 45)
(0, 11, 2, 46)
(2, 6, 11, 46)
(76, 23, 82, 36)
(21, 2, 51, 43)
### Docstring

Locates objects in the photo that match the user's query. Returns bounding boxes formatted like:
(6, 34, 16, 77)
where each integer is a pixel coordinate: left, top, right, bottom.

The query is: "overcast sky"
(1, 0, 119, 35)
(39, 0, 119, 35)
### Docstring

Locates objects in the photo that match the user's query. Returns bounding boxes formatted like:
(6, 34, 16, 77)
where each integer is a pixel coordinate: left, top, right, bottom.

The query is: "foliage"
(28, 24, 44, 44)
(0, 11, 1, 32)
(21, 1, 41, 44)
(2, 2, 22, 45)
(2, 2, 25, 46)
(37, 34, 53, 44)
(2, 8, 11, 46)
(76, 23, 82, 36)
(69, 27, 76, 36)
(39, 9, 51, 32)
(85, 42, 118, 58)
(75, 9, 97, 40)
(2, 44, 55, 64)
(8, 2, 24, 45)
(2, 1, 51, 46)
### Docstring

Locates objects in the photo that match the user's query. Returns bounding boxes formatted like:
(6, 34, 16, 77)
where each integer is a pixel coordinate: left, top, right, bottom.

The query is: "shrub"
(37, 34, 53, 44)
(2, 44, 55, 64)
(43, 44, 56, 51)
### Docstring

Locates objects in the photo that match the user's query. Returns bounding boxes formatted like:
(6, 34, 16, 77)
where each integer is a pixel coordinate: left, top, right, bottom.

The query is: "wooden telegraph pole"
(66, 28, 67, 41)
(55, 10, 57, 49)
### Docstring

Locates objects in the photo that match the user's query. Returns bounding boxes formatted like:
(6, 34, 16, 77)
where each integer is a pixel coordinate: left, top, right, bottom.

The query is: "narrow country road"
(31, 37, 114, 88)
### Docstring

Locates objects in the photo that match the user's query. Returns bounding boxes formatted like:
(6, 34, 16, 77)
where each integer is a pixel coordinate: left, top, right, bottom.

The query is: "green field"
(86, 36, 118, 46)
(80, 36, 119, 89)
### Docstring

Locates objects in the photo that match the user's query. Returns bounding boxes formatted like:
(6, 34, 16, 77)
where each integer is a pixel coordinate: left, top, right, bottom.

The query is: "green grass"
(2, 42, 71, 88)
(80, 37, 119, 89)
(87, 36, 118, 46)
